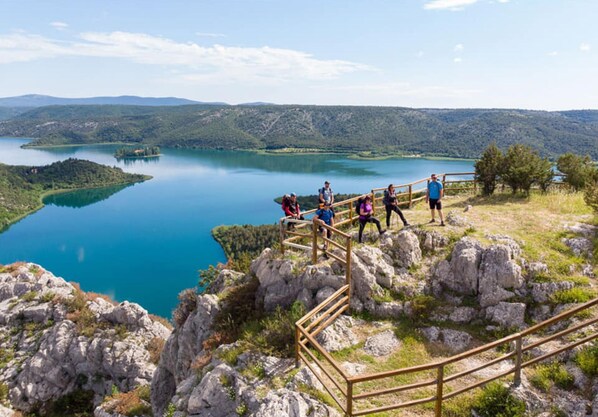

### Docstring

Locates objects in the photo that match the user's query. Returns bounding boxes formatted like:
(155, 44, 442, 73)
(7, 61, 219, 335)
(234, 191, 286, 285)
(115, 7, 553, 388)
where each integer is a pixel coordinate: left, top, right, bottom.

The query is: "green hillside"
(0, 158, 150, 230)
(0, 105, 597, 158)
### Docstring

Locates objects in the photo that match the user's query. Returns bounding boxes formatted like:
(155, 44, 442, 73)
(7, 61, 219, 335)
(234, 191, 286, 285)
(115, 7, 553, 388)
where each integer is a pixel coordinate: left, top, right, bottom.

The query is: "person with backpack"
(314, 202, 335, 251)
(383, 184, 409, 228)
(319, 181, 334, 206)
(358, 195, 386, 243)
(282, 193, 304, 229)
(426, 173, 445, 226)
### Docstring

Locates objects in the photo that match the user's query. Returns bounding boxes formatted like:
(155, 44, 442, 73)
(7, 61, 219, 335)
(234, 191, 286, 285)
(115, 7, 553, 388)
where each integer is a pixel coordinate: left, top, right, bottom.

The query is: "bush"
(557, 153, 597, 191)
(105, 385, 152, 417)
(584, 177, 598, 213)
(529, 362, 574, 392)
(472, 382, 526, 417)
(475, 142, 504, 195)
(172, 288, 198, 327)
(574, 343, 598, 376)
(147, 337, 165, 365)
(501, 144, 553, 194)
(550, 287, 595, 304)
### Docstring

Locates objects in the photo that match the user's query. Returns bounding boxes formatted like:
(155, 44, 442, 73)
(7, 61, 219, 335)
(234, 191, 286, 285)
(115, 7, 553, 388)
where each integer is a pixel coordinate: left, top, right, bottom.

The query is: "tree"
(501, 144, 553, 194)
(475, 142, 503, 195)
(584, 170, 598, 213)
(557, 153, 595, 191)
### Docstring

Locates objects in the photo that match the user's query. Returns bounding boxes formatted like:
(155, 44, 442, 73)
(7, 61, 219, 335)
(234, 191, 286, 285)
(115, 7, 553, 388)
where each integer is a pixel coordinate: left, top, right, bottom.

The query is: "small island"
(114, 146, 161, 160)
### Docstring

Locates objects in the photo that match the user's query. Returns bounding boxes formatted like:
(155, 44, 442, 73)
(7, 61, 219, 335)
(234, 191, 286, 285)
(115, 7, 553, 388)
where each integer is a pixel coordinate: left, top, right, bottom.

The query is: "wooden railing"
(288, 172, 597, 416)
(297, 293, 598, 416)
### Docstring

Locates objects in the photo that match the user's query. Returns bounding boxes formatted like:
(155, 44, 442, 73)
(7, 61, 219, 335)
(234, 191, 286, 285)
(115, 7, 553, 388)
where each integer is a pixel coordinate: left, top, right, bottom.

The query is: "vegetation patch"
(471, 382, 526, 417)
(550, 287, 596, 305)
(574, 343, 598, 377)
(529, 362, 574, 392)
(104, 385, 152, 417)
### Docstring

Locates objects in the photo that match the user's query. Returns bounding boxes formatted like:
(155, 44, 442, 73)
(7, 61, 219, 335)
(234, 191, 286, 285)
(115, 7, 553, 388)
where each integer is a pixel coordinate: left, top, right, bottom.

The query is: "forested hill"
(1, 104, 597, 159)
(0, 158, 149, 230)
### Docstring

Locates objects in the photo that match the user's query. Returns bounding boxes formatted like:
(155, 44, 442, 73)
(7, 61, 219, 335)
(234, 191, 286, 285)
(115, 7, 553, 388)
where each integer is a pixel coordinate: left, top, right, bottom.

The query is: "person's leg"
(385, 205, 392, 228)
(392, 206, 408, 226)
(371, 217, 385, 234)
(429, 199, 436, 222)
(358, 220, 366, 243)
(437, 201, 445, 225)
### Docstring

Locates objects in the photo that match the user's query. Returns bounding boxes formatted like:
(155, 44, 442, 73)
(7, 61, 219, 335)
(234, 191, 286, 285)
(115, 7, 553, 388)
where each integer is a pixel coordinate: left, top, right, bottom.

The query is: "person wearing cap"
(426, 174, 445, 226)
(282, 193, 303, 229)
(319, 181, 334, 206)
(358, 195, 386, 243)
(314, 202, 335, 251)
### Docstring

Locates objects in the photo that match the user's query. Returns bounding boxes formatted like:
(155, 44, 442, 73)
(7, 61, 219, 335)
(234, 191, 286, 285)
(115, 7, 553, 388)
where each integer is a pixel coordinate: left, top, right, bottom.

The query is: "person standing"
(314, 203, 335, 251)
(319, 181, 334, 206)
(283, 192, 304, 229)
(426, 174, 445, 226)
(358, 195, 386, 243)
(383, 184, 409, 228)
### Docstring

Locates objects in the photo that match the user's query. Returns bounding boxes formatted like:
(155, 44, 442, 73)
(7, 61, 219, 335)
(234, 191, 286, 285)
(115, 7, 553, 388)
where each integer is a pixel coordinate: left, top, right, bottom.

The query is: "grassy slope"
(0, 159, 150, 231)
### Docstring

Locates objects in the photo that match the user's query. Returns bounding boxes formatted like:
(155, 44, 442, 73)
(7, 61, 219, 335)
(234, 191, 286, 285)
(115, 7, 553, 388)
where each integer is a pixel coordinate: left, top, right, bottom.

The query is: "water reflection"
(43, 184, 132, 208)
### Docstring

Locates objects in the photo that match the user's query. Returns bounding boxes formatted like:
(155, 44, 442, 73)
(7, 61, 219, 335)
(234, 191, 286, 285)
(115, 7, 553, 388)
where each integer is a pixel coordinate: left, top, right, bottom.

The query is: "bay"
(0, 138, 473, 317)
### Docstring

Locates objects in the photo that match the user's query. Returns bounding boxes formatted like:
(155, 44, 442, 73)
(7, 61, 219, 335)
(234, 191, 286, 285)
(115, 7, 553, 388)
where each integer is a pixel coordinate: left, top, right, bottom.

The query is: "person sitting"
(383, 184, 409, 228)
(284, 192, 304, 228)
(358, 195, 386, 243)
(314, 202, 335, 251)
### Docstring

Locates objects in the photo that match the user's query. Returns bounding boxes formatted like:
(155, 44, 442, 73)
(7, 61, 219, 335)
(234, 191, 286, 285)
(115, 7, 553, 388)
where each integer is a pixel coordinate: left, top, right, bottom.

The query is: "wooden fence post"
(514, 334, 523, 386)
(349, 200, 353, 224)
(312, 220, 318, 265)
(279, 219, 285, 255)
(408, 184, 413, 208)
(346, 237, 352, 298)
(370, 189, 376, 214)
(346, 380, 353, 417)
(295, 325, 300, 368)
(435, 365, 444, 417)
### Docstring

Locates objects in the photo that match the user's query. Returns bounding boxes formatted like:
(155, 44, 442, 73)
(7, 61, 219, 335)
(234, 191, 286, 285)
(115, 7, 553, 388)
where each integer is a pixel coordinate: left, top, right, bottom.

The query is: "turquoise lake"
(0, 138, 474, 317)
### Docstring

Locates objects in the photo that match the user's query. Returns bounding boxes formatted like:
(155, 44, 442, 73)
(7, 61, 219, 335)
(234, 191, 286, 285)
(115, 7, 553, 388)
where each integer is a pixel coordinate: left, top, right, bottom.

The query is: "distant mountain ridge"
(1, 103, 597, 159)
(0, 94, 224, 107)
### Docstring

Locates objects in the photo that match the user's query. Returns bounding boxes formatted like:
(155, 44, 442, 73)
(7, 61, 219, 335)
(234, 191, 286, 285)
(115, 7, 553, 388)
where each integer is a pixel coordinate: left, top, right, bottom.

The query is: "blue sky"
(1, 0, 596, 109)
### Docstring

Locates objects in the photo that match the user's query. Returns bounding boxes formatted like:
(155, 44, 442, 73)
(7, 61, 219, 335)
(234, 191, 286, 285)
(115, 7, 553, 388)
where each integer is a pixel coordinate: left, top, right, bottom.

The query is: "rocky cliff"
(0, 263, 170, 415)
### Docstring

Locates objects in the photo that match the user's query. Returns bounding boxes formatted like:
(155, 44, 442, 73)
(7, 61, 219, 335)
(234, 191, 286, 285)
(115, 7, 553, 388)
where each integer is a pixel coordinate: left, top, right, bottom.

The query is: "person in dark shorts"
(383, 184, 409, 228)
(426, 173, 445, 226)
(358, 195, 386, 243)
(314, 203, 335, 250)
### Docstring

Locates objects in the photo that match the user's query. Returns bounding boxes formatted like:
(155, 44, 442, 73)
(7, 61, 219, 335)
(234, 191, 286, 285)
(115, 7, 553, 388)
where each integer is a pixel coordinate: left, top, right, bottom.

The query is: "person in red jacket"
(282, 193, 304, 228)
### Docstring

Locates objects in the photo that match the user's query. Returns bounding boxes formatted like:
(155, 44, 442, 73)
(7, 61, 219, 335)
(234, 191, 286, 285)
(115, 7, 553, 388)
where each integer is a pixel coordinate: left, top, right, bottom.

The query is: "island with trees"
(0, 158, 151, 230)
(114, 146, 161, 160)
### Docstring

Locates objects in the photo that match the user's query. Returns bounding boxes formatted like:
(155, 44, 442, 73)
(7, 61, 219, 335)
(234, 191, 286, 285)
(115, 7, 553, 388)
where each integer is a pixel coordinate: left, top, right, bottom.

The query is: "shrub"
(475, 142, 504, 195)
(0, 382, 8, 405)
(557, 153, 596, 191)
(472, 382, 526, 417)
(105, 385, 152, 417)
(21, 291, 38, 302)
(163, 403, 176, 417)
(574, 343, 598, 376)
(529, 362, 574, 392)
(172, 288, 198, 327)
(47, 389, 95, 417)
(584, 177, 598, 213)
(147, 337, 165, 365)
(501, 144, 553, 194)
(409, 295, 438, 323)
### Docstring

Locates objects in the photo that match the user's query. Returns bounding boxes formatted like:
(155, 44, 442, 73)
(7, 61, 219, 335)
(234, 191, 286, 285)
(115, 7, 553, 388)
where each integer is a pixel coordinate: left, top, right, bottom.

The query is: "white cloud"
(195, 32, 225, 38)
(547, 51, 558, 56)
(0, 31, 372, 82)
(416, 50, 424, 58)
(454, 43, 464, 52)
(580, 43, 591, 52)
(424, 0, 478, 11)
(497, 0, 510, 3)
(50, 21, 68, 30)
(454, 57, 463, 63)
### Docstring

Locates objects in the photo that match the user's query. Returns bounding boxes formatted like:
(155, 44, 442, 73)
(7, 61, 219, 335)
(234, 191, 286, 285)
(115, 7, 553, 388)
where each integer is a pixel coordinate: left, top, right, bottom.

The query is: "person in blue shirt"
(314, 203, 335, 251)
(426, 173, 445, 226)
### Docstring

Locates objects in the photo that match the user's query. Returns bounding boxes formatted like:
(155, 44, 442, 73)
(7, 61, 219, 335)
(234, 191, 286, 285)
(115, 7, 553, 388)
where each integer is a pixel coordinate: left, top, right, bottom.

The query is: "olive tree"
(475, 142, 503, 195)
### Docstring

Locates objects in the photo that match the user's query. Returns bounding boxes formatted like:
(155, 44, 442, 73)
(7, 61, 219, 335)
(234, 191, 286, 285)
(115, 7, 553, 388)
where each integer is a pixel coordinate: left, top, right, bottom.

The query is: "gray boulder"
(486, 302, 526, 329)
(363, 330, 400, 357)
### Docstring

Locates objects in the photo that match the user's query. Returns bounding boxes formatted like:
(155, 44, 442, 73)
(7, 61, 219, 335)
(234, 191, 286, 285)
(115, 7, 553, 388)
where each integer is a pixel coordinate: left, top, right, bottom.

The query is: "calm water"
(0, 138, 473, 317)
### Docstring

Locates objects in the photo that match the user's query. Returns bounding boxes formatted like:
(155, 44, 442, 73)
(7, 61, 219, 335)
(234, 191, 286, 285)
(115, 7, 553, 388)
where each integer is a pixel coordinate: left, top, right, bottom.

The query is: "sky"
(0, 0, 596, 110)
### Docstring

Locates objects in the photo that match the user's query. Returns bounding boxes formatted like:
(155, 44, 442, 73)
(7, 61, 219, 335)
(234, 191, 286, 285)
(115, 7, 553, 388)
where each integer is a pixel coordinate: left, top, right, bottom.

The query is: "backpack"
(383, 190, 389, 206)
(355, 197, 365, 216)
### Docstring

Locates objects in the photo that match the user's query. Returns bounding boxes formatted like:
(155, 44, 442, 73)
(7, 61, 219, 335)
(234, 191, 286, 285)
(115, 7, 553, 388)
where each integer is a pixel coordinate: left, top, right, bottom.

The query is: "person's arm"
(439, 183, 444, 199)
(360, 204, 369, 216)
(283, 204, 294, 217)
(330, 190, 334, 205)
(426, 185, 430, 202)
(319, 190, 325, 203)
(296, 203, 301, 217)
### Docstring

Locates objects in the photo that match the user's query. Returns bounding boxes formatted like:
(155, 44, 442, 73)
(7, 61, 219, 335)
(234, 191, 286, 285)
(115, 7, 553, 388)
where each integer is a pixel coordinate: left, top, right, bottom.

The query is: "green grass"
(471, 382, 526, 417)
(550, 287, 596, 304)
(574, 343, 598, 377)
(529, 362, 574, 392)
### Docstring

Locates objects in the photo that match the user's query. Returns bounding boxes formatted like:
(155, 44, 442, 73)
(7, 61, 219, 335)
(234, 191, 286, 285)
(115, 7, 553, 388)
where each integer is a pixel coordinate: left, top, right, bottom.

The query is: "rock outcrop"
(0, 263, 170, 413)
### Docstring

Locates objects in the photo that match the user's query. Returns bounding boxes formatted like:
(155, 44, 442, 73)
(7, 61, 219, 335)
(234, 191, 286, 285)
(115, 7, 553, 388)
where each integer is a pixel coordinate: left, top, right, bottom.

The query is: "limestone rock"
(445, 211, 471, 227)
(253, 389, 341, 417)
(562, 237, 593, 257)
(486, 302, 526, 329)
(316, 315, 359, 352)
(421, 327, 472, 353)
(363, 330, 400, 357)
(449, 307, 477, 324)
(381, 230, 422, 268)
(531, 281, 574, 303)
(414, 229, 450, 252)
(341, 361, 367, 377)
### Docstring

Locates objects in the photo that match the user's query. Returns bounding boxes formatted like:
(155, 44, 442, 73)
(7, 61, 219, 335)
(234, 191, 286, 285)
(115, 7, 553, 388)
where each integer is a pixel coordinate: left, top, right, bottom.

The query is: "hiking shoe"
(429, 219, 436, 223)
(440, 222, 446, 227)
(403, 222, 410, 227)
(380, 229, 387, 235)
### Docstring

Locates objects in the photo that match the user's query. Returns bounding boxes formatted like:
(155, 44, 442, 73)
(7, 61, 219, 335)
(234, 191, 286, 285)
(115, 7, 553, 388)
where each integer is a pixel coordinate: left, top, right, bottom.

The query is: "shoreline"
(0, 176, 152, 234)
